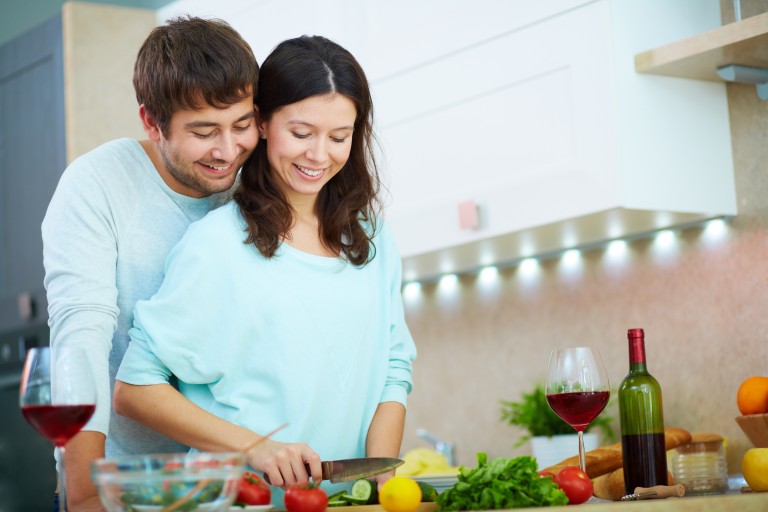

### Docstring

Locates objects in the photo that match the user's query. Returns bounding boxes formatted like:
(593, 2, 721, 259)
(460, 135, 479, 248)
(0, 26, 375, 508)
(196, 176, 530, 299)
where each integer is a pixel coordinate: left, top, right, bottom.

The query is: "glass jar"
(671, 433, 728, 495)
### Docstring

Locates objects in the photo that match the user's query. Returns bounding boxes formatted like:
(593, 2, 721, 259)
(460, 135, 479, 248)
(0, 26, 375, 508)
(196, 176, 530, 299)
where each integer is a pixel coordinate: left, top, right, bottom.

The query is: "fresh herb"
(436, 453, 567, 510)
(500, 384, 615, 447)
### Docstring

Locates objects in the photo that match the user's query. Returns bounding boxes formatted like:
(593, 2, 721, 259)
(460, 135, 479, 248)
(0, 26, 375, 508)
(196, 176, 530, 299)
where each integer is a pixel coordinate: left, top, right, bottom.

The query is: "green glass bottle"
(618, 328, 668, 494)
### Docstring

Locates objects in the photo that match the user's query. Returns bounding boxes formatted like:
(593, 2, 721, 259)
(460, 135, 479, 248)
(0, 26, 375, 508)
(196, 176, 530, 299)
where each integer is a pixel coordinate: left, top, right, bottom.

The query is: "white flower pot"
(531, 432, 600, 470)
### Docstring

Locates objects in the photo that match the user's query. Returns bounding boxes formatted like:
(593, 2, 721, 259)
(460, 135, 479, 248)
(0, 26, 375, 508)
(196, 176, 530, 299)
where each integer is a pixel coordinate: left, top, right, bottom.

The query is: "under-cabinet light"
(716, 64, 768, 100)
(400, 217, 729, 290)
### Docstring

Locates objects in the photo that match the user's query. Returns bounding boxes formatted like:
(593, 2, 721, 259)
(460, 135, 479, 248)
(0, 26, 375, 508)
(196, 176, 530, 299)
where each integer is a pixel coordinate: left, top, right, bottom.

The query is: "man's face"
(155, 95, 258, 198)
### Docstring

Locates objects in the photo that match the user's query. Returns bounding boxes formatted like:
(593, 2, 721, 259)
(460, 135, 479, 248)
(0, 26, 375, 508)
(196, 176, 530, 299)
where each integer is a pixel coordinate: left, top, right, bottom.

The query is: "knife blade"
(263, 457, 404, 484)
(321, 457, 404, 483)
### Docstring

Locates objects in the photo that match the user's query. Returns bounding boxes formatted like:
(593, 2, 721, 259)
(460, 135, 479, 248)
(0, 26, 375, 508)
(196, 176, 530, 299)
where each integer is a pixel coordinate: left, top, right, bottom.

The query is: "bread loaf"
(541, 428, 691, 479)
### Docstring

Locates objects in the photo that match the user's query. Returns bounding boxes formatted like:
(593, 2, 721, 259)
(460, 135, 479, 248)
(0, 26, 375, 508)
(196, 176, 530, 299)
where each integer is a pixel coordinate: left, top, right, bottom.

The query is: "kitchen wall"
(401, 0, 768, 475)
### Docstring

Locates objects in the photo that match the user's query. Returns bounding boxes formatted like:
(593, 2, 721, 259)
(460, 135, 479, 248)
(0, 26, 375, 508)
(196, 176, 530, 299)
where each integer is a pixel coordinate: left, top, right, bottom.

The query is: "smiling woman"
(114, 34, 416, 507)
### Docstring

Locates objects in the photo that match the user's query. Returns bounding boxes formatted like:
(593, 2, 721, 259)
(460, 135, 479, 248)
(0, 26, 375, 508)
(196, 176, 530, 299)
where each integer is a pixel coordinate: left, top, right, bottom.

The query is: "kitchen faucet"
(416, 428, 456, 466)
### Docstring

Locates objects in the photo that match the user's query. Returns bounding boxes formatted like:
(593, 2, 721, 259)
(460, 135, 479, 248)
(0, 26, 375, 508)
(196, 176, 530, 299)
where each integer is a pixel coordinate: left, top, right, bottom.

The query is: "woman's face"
(259, 93, 357, 207)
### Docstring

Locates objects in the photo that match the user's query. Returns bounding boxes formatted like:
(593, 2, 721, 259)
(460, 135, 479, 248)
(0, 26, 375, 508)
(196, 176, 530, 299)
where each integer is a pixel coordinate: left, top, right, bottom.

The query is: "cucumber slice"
(340, 494, 368, 505)
(327, 491, 347, 502)
(349, 479, 376, 504)
(328, 499, 349, 507)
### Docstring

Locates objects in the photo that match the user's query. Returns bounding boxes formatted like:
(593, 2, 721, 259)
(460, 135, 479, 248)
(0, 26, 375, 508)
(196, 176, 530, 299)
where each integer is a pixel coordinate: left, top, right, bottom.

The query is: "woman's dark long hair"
(234, 35, 380, 266)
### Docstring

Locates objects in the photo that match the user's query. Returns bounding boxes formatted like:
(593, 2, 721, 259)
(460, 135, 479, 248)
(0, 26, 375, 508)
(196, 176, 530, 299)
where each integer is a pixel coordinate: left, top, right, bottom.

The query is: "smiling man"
(41, 17, 259, 511)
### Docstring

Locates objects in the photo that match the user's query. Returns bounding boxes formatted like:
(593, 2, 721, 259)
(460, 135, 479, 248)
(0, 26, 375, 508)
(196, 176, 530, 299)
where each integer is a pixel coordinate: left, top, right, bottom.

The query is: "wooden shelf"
(635, 11, 768, 81)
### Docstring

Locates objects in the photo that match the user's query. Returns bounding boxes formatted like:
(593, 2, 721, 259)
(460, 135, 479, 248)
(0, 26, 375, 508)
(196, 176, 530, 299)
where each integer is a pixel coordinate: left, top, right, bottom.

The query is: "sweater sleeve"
(42, 162, 120, 436)
(379, 224, 417, 405)
(119, 218, 233, 386)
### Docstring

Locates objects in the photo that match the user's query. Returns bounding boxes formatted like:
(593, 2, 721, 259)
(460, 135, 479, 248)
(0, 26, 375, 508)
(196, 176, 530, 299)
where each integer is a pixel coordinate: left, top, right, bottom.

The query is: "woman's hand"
(373, 470, 395, 490)
(246, 439, 323, 488)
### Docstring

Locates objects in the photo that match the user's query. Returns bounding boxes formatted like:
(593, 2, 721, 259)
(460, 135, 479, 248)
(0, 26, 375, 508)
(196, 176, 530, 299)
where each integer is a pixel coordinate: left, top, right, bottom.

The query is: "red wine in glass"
(21, 404, 96, 447)
(546, 390, 610, 431)
(20, 347, 96, 512)
(545, 347, 610, 473)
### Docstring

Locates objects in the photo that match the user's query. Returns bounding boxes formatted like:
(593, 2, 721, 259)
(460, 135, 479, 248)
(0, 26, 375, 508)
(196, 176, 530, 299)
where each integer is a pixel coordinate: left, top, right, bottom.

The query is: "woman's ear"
(255, 106, 267, 140)
(139, 104, 163, 142)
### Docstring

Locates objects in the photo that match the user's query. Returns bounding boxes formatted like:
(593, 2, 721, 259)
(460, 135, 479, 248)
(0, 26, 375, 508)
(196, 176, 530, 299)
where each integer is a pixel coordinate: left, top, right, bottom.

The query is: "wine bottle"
(618, 328, 668, 494)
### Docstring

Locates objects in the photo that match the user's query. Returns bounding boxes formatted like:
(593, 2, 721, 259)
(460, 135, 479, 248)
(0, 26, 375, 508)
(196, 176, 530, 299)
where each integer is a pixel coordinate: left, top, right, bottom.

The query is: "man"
(42, 16, 259, 510)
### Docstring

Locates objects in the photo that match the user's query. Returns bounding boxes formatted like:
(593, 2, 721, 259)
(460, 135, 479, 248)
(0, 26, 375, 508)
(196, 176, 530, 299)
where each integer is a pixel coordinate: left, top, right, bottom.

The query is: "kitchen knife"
(263, 457, 404, 484)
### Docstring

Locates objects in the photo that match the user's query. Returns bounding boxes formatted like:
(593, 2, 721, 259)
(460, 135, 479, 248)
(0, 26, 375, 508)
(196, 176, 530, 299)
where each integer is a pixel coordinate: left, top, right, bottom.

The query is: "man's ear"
(139, 104, 163, 142)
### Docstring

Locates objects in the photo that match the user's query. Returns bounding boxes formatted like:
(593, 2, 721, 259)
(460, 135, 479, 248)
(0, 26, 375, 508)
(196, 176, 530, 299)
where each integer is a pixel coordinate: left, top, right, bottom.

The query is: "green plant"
(500, 384, 616, 447)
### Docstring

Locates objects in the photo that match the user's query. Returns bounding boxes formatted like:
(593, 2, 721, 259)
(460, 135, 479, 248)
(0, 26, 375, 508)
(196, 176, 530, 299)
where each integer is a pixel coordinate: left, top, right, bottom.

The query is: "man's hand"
(64, 431, 106, 511)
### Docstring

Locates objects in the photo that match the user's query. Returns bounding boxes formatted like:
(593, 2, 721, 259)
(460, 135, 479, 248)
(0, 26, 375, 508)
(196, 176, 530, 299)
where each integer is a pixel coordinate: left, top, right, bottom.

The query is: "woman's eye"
(292, 132, 310, 139)
(331, 136, 347, 143)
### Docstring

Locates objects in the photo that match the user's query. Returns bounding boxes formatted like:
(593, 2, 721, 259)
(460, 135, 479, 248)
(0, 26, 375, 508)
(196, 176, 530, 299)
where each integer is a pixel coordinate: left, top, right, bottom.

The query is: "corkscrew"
(620, 484, 686, 501)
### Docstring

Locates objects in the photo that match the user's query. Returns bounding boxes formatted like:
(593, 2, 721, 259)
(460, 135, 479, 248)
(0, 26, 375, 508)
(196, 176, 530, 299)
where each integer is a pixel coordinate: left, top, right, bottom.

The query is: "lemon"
(379, 476, 422, 512)
(742, 448, 768, 491)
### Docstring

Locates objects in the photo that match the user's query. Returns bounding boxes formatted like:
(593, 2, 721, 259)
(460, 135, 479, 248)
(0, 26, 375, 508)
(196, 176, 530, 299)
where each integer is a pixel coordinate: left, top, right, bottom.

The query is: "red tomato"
(538, 470, 554, 479)
(284, 483, 328, 512)
(236, 472, 272, 506)
(553, 466, 593, 505)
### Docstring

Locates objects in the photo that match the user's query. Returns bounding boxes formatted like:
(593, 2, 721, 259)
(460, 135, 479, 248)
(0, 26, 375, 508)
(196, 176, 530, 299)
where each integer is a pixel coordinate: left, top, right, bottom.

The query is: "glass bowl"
(91, 452, 246, 512)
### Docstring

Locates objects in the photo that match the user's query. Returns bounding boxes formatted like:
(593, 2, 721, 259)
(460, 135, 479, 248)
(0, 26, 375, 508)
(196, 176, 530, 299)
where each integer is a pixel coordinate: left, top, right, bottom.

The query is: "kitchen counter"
(550, 491, 766, 511)
(331, 492, 767, 511)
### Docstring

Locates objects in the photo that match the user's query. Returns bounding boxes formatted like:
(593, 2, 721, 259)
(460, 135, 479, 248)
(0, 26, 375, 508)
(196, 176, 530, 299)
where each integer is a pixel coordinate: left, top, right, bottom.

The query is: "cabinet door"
(374, 2, 618, 259)
(0, 15, 66, 330)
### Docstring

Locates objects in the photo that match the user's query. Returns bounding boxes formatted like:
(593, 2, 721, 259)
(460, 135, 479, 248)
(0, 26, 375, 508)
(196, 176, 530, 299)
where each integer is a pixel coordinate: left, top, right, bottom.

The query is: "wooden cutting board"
(328, 503, 438, 512)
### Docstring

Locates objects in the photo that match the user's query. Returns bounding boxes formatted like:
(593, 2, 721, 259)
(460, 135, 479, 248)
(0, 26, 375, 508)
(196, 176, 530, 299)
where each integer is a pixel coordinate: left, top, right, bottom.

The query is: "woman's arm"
(113, 381, 322, 487)
(366, 401, 406, 486)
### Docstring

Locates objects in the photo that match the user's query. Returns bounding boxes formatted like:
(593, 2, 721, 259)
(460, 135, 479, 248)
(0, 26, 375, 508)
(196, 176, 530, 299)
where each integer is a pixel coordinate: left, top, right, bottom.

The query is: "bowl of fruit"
(735, 376, 768, 448)
(91, 452, 246, 512)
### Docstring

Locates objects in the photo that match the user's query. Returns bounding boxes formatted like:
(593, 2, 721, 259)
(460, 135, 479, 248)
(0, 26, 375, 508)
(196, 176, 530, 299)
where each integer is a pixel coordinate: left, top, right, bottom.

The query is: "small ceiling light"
(478, 266, 499, 284)
(717, 64, 768, 100)
(402, 282, 422, 301)
(438, 273, 459, 291)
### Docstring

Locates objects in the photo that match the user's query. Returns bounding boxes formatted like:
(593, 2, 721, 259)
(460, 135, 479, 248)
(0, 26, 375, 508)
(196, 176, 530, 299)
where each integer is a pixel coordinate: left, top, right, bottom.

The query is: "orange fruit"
(737, 376, 768, 415)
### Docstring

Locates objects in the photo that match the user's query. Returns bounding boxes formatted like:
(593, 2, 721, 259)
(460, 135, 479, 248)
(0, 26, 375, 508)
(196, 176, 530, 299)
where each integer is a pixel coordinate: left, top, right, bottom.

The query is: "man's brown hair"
(133, 16, 258, 135)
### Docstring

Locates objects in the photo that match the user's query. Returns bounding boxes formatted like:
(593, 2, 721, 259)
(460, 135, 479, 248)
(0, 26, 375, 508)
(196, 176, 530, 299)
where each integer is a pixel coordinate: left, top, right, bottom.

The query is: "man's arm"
(43, 160, 120, 509)
(366, 401, 406, 486)
(64, 431, 106, 511)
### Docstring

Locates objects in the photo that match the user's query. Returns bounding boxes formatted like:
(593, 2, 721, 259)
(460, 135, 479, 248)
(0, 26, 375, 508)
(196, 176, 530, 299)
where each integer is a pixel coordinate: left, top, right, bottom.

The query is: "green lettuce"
(436, 453, 567, 510)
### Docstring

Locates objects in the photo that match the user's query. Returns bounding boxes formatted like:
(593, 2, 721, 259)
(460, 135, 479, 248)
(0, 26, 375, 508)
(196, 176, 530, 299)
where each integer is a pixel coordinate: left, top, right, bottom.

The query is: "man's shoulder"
(68, 138, 144, 171)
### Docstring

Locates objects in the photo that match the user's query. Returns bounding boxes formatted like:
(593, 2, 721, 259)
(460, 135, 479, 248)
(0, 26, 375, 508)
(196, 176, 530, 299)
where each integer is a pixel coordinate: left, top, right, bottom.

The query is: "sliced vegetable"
(415, 481, 437, 502)
(349, 479, 377, 504)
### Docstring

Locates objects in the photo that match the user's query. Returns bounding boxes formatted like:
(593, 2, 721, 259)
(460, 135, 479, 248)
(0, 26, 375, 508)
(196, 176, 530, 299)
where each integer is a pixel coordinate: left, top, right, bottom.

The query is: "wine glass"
(20, 346, 96, 512)
(545, 347, 610, 473)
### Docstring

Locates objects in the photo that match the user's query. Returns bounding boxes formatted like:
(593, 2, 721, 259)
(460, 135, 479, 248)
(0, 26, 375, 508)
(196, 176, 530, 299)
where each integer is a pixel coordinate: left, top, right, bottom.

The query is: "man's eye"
(292, 132, 310, 139)
(234, 123, 252, 132)
(193, 132, 214, 139)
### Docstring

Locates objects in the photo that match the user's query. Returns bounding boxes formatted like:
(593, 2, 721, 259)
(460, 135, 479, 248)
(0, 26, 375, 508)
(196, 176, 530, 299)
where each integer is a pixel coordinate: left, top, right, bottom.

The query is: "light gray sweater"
(42, 138, 231, 457)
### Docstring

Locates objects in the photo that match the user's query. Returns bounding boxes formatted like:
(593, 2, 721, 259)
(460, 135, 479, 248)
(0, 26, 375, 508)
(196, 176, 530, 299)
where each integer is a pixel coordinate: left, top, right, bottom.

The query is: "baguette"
(541, 427, 691, 479)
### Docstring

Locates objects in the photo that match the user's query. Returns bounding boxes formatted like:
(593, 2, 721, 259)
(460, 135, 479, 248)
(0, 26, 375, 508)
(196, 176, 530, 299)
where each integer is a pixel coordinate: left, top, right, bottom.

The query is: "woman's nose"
(306, 138, 328, 163)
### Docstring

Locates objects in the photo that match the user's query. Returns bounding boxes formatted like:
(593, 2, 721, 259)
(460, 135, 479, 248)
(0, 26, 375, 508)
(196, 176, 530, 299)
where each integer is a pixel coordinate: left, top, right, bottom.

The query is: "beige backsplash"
(400, 8, 768, 475)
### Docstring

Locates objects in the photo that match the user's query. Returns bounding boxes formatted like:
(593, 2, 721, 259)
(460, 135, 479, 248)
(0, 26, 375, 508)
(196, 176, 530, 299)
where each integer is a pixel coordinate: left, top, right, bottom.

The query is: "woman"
(114, 35, 416, 502)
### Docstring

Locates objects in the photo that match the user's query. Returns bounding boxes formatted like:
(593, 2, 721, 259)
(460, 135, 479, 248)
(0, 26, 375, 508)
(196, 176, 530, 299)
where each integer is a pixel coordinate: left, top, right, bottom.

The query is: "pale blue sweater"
(117, 201, 416, 501)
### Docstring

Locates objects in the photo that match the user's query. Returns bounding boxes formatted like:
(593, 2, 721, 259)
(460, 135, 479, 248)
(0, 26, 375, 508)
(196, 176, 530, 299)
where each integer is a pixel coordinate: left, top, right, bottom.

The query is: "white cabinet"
(375, 0, 735, 280)
(160, 0, 736, 281)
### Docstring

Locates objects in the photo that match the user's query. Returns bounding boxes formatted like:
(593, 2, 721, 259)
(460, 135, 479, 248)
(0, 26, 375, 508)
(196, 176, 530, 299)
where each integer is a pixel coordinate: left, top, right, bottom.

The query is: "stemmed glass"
(545, 347, 610, 473)
(20, 346, 96, 512)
